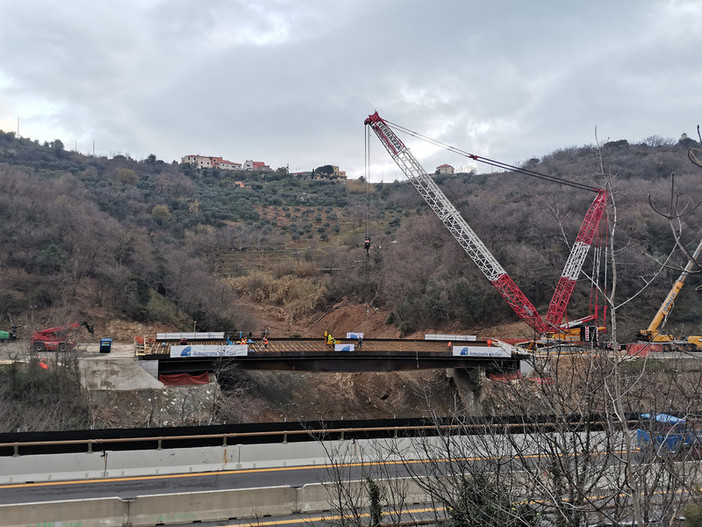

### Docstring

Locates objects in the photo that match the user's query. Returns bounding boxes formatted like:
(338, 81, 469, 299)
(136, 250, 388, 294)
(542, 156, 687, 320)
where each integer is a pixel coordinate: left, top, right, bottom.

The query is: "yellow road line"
(0, 458, 428, 489)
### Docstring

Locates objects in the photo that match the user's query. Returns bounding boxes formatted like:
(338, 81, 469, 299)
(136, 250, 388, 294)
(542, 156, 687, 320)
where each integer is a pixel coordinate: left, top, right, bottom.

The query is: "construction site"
(0, 113, 701, 436)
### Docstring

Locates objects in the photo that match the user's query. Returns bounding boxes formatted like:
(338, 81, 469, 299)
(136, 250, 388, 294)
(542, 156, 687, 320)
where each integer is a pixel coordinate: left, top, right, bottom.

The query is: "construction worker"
(357, 335, 363, 350)
(326, 332, 334, 349)
(262, 337, 268, 350)
(447, 341, 452, 352)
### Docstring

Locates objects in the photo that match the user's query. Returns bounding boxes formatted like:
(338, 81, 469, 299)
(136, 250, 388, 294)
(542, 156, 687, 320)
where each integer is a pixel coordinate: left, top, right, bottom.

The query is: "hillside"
(1, 130, 702, 344)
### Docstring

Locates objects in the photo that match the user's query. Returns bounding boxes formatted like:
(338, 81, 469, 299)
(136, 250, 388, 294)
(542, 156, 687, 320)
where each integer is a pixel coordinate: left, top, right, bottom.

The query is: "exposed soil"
(214, 369, 461, 424)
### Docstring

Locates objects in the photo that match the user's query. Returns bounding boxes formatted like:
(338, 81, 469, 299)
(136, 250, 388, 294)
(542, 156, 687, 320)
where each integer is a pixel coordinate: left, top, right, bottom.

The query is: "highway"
(0, 463, 363, 504)
(0, 458, 445, 506)
(0, 422, 675, 527)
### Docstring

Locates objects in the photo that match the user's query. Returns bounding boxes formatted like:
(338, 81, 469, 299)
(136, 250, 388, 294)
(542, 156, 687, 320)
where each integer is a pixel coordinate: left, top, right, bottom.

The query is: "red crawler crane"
(365, 112, 607, 336)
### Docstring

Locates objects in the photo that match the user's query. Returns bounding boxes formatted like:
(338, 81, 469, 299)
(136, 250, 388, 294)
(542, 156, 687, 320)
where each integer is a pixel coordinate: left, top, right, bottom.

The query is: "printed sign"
(335, 343, 355, 352)
(170, 345, 248, 358)
(452, 345, 511, 358)
(346, 332, 364, 339)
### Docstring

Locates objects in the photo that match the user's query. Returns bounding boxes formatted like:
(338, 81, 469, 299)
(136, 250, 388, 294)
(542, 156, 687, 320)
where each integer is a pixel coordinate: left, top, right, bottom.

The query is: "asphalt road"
(0, 461, 414, 505)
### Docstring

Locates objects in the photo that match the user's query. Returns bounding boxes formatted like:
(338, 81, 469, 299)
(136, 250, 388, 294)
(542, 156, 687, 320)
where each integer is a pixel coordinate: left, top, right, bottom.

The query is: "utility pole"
(28, 304, 37, 332)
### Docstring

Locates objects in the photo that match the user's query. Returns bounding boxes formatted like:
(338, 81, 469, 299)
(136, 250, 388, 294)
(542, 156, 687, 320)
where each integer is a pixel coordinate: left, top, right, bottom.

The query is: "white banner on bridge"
(158, 332, 225, 340)
(170, 345, 248, 358)
(335, 343, 355, 352)
(452, 345, 511, 358)
(346, 332, 364, 339)
(425, 334, 476, 341)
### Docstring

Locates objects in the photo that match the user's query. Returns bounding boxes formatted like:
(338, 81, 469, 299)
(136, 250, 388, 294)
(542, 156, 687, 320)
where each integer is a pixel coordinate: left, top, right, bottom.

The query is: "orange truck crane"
(365, 112, 607, 339)
(30, 321, 94, 352)
(629, 239, 702, 355)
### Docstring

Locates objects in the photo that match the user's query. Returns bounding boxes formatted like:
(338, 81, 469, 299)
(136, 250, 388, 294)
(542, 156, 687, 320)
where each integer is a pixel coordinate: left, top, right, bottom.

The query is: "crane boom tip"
(365, 111, 381, 125)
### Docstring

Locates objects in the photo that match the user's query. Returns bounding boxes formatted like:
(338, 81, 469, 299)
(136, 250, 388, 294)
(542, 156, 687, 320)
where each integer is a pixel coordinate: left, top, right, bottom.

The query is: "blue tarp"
(640, 413, 685, 424)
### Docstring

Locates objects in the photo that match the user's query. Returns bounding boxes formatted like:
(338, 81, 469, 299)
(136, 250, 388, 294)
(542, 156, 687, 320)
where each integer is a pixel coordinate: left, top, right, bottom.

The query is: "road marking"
(0, 459, 421, 489)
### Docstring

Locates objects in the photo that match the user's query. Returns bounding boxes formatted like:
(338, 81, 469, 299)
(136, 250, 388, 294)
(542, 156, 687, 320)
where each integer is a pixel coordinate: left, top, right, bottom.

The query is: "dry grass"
(271, 259, 318, 278)
(226, 272, 326, 320)
(346, 179, 375, 195)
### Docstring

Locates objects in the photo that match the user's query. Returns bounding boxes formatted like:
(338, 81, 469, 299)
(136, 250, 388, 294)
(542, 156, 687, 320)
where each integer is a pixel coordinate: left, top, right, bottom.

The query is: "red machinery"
(365, 112, 607, 336)
(30, 321, 94, 352)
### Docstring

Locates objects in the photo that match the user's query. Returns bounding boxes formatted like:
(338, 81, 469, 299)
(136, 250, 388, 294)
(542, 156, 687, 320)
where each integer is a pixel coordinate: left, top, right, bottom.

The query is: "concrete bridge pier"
(447, 367, 483, 410)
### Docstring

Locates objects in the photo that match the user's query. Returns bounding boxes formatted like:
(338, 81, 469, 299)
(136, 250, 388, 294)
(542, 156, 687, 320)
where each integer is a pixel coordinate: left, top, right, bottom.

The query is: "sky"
(1, 1, 701, 181)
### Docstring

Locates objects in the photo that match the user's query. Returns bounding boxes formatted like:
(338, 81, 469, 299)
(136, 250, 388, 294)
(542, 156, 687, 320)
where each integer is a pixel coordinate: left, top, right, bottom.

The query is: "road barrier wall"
(1, 497, 128, 527)
(0, 437, 420, 484)
(2, 478, 430, 527)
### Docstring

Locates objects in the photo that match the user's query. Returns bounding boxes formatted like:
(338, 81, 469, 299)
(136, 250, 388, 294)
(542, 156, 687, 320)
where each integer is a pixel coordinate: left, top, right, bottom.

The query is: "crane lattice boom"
(546, 189, 607, 327)
(643, 238, 702, 337)
(365, 111, 607, 334)
(365, 112, 549, 333)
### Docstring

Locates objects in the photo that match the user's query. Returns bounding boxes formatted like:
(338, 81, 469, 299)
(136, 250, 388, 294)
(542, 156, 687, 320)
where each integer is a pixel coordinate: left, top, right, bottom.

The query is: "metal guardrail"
(0, 418, 642, 457)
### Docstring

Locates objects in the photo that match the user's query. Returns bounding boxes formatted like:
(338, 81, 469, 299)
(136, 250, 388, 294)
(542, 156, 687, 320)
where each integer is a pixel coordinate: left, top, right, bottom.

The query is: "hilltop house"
(181, 155, 242, 170)
(436, 164, 454, 175)
(243, 160, 271, 171)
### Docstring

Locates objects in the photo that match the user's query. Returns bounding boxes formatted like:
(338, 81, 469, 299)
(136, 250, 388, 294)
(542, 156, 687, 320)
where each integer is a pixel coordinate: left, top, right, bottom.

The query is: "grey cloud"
(0, 1, 701, 176)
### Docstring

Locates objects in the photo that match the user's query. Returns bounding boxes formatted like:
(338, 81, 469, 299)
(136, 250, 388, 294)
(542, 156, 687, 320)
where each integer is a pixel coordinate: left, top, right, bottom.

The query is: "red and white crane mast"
(546, 189, 607, 327)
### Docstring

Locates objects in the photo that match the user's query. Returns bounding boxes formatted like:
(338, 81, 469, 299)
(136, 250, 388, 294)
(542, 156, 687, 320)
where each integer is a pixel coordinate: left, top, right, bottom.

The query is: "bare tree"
(319, 132, 702, 526)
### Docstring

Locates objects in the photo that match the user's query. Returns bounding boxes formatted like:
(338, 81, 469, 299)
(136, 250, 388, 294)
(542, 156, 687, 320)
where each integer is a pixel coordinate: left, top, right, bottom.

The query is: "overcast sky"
(1, 1, 700, 180)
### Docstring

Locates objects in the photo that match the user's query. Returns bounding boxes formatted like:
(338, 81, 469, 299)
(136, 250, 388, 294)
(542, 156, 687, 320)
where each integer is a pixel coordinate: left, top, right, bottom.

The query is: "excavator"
(629, 239, 702, 355)
(30, 321, 94, 352)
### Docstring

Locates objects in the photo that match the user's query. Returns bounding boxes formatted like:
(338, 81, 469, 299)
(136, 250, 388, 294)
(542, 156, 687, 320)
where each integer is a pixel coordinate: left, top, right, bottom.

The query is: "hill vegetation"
(0, 130, 701, 341)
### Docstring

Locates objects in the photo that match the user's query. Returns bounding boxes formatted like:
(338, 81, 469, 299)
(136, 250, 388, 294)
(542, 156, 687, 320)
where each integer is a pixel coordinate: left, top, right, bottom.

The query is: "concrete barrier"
(129, 486, 297, 526)
(0, 477, 433, 527)
(0, 485, 305, 527)
(0, 436, 423, 484)
(0, 497, 128, 527)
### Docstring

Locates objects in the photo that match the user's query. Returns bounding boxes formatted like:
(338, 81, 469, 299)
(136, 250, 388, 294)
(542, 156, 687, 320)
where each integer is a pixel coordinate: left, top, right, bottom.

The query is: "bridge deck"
(246, 338, 456, 353)
(142, 338, 525, 374)
(139, 337, 484, 356)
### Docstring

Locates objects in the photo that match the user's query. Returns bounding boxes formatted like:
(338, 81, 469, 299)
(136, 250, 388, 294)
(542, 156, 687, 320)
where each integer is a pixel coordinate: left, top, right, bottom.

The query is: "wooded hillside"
(1, 130, 700, 341)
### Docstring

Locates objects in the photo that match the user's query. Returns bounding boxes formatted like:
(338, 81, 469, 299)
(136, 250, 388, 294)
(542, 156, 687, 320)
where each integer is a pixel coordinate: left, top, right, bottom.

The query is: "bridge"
(139, 337, 527, 375)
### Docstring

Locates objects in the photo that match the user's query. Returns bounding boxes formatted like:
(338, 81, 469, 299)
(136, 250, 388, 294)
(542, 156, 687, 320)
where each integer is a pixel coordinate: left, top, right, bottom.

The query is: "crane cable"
(364, 125, 372, 315)
(384, 119, 602, 194)
(364, 126, 372, 240)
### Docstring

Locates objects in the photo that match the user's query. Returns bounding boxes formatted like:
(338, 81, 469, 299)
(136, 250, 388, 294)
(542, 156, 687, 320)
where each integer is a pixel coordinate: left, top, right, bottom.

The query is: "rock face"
(83, 363, 462, 428)
(87, 384, 221, 428)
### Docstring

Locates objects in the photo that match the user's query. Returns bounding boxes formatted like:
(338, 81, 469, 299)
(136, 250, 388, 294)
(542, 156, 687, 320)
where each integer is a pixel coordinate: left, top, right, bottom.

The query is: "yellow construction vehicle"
(631, 239, 702, 354)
